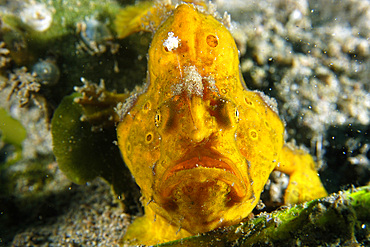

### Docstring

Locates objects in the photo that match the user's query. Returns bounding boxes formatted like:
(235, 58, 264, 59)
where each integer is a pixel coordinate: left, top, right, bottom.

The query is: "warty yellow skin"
(116, 3, 327, 245)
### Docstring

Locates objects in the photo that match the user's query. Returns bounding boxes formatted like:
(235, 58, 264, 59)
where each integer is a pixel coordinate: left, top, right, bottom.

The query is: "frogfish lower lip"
(157, 154, 248, 205)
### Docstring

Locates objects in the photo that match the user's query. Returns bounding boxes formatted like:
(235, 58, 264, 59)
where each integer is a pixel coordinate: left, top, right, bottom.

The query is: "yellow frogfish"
(115, 2, 327, 245)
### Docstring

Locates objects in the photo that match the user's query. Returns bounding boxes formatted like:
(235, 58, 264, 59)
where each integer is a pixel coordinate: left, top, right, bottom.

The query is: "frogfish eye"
(206, 34, 218, 48)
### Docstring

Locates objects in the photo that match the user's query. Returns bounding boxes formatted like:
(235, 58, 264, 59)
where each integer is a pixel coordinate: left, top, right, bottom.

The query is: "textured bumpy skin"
(116, 3, 327, 245)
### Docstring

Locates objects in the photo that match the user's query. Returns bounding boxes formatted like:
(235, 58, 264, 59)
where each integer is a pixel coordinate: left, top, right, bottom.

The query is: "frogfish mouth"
(152, 144, 255, 233)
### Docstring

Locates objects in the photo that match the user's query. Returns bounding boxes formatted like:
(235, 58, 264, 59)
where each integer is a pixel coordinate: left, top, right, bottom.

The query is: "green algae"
(51, 93, 100, 184)
(0, 107, 26, 148)
(0, 107, 26, 164)
(51, 93, 139, 211)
